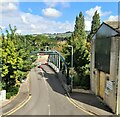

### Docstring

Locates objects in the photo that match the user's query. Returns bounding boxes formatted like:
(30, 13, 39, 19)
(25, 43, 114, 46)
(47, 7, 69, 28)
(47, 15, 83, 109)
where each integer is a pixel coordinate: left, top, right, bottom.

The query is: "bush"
(80, 75, 90, 89)
(69, 67, 90, 89)
(6, 85, 19, 99)
(22, 72, 28, 80)
(73, 75, 80, 86)
(69, 68, 80, 86)
(6, 92, 11, 99)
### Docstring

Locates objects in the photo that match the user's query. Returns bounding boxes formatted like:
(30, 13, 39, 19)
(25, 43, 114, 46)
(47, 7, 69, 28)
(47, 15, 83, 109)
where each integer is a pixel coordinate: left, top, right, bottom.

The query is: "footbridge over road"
(31, 50, 72, 92)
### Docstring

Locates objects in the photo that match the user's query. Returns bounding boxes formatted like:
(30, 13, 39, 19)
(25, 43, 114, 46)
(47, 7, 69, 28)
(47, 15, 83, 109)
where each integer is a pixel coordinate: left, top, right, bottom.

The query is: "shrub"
(6, 85, 19, 99)
(80, 75, 90, 89)
(6, 92, 11, 99)
(69, 68, 80, 86)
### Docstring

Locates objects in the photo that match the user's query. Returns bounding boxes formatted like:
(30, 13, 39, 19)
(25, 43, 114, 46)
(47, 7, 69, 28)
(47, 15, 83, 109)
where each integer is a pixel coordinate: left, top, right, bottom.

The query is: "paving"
(69, 89, 113, 115)
(0, 74, 30, 116)
(54, 66, 114, 116)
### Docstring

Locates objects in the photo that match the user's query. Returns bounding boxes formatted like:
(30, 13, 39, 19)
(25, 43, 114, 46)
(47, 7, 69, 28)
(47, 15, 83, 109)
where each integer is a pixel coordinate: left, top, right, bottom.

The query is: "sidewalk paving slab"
(70, 89, 114, 115)
(0, 76, 30, 116)
(55, 69, 114, 116)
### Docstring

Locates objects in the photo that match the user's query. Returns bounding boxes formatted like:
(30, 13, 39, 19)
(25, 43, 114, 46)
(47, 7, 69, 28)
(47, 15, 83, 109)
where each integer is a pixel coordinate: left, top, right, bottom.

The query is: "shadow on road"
(41, 65, 66, 95)
(37, 65, 113, 114)
(70, 91, 113, 113)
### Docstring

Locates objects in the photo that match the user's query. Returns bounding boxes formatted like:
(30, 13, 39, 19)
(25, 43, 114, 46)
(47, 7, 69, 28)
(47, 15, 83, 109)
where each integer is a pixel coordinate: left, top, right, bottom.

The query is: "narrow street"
(12, 65, 89, 115)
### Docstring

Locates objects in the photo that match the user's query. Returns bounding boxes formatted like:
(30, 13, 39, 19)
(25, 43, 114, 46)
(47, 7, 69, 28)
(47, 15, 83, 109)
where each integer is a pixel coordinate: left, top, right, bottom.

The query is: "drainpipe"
(118, 1, 120, 29)
(116, 37, 120, 115)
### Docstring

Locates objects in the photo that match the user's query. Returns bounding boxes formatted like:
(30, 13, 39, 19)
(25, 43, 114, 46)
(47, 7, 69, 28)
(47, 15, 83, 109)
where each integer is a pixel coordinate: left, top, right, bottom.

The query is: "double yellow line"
(65, 94, 97, 116)
(1, 73, 32, 116)
(2, 95, 32, 116)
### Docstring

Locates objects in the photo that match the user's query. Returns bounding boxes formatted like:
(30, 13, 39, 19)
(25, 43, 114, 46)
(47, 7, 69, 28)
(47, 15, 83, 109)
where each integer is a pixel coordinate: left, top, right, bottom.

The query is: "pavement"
(69, 89, 113, 115)
(0, 73, 31, 116)
(51, 65, 114, 116)
(0, 65, 115, 116)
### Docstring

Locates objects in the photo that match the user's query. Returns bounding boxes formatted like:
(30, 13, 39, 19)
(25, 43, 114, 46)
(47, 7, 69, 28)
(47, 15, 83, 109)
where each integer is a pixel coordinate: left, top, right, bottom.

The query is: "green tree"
(70, 12, 87, 48)
(31, 34, 50, 51)
(88, 11, 100, 41)
(63, 12, 90, 89)
(1, 25, 35, 98)
(2, 28, 23, 90)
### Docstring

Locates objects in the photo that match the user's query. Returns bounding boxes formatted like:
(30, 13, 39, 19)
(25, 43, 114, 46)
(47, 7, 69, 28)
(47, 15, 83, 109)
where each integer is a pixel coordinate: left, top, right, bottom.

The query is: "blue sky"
(0, 1, 119, 34)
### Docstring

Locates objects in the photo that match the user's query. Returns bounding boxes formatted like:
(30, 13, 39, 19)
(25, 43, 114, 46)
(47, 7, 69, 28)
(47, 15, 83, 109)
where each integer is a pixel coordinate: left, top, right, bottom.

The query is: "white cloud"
(43, 1, 70, 8)
(16, 29, 22, 34)
(21, 15, 29, 24)
(106, 15, 118, 21)
(1, 0, 19, 2)
(85, 6, 112, 31)
(0, 25, 5, 30)
(30, 24, 36, 29)
(28, 8, 32, 13)
(85, 21, 91, 31)
(44, 2, 58, 7)
(1, 2, 73, 34)
(61, 2, 70, 8)
(0, 2, 18, 11)
(86, 6, 111, 19)
(42, 7, 62, 18)
(7, 3, 17, 10)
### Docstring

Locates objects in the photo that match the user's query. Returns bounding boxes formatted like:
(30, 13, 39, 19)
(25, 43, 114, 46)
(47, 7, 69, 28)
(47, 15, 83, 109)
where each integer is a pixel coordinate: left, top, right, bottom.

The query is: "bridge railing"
(48, 50, 72, 93)
(48, 50, 67, 75)
(31, 49, 72, 92)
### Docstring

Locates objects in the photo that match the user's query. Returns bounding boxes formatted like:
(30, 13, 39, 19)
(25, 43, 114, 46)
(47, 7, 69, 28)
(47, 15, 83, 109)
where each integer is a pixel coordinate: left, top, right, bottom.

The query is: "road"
(13, 65, 89, 115)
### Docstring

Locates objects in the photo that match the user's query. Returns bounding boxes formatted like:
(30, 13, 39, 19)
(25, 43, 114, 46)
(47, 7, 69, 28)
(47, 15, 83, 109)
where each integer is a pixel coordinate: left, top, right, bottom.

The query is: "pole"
(116, 37, 120, 115)
(68, 45, 73, 68)
(71, 46, 73, 68)
(59, 55, 60, 70)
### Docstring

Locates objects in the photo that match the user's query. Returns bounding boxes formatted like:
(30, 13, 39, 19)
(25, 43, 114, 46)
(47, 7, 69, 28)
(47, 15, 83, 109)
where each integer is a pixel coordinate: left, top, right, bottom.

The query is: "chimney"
(118, 1, 120, 29)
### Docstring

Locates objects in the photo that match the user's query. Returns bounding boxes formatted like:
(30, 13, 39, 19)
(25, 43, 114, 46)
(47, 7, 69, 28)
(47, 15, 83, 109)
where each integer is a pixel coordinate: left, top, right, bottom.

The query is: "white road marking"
(43, 76, 48, 91)
(43, 74, 51, 116)
(48, 104, 51, 116)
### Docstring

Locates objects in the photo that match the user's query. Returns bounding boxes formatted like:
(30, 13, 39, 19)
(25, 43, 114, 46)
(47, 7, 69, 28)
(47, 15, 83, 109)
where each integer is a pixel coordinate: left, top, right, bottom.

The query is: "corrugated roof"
(105, 21, 120, 32)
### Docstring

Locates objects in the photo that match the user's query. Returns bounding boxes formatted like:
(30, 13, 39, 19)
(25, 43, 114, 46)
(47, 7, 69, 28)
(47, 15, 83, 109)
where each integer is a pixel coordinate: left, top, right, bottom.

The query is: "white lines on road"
(43, 76, 49, 91)
(43, 76, 51, 116)
(48, 104, 51, 116)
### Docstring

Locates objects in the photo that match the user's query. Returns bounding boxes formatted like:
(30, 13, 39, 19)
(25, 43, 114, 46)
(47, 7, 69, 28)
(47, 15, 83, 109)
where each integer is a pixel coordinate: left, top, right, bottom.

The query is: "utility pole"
(68, 45, 73, 67)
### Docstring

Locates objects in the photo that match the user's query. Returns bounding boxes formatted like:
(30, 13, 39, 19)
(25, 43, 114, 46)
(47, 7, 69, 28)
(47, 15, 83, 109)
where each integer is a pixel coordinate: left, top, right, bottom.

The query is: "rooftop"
(105, 21, 120, 32)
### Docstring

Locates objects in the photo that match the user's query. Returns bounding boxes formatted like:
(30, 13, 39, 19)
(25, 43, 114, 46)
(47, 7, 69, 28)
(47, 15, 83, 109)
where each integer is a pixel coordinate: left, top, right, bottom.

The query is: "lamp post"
(68, 45, 74, 92)
(68, 45, 73, 68)
(45, 46, 49, 51)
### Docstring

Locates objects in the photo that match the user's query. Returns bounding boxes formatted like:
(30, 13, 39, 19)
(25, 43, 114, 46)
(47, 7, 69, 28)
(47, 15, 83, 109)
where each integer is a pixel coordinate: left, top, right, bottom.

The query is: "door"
(99, 71, 106, 99)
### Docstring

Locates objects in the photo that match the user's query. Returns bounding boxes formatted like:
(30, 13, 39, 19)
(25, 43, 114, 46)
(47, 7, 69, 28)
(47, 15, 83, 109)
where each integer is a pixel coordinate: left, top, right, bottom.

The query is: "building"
(90, 21, 120, 115)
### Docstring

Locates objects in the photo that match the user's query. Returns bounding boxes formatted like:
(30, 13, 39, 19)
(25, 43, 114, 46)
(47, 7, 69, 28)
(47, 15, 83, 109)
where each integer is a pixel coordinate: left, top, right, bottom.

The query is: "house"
(90, 21, 120, 114)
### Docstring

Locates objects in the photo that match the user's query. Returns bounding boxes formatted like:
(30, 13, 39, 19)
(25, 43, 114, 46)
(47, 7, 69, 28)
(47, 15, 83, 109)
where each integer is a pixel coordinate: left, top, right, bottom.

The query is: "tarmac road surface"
(12, 65, 89, 115)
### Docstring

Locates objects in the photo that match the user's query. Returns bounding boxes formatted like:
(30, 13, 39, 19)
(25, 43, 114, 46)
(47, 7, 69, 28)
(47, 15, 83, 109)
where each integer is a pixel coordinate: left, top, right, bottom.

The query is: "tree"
(88, 11, 100, 41)
(2, 28, 23, 90)
(1, 25, 35, 98)
(63, 12, 90, 89)
(70, 12, 87, 49)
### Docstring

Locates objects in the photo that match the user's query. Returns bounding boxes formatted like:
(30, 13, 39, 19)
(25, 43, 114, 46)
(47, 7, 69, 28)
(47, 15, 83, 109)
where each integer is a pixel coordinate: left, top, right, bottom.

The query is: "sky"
(0, 0, 119, 34)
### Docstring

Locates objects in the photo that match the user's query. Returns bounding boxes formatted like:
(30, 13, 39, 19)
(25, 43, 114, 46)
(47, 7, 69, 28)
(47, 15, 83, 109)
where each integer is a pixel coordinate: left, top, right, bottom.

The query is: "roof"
(105, 21, 120, 32)
(91, 22, 120, 39)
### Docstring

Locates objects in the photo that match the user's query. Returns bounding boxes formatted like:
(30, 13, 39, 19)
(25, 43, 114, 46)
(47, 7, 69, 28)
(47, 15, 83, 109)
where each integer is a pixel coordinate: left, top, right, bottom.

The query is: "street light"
(68, 45, 73, 68)
(45, 46, 49, 51)
(67, 45, 74, 92)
